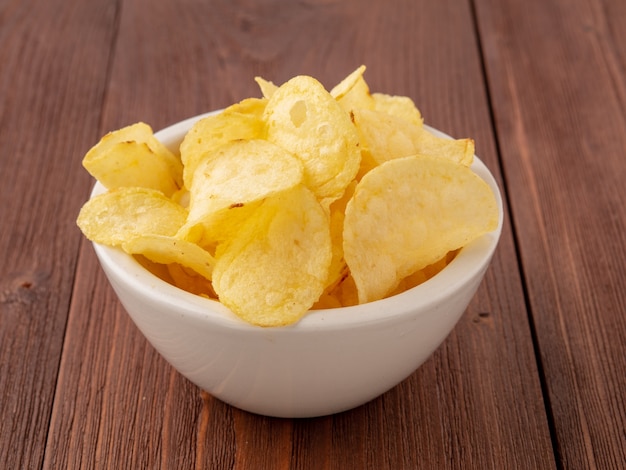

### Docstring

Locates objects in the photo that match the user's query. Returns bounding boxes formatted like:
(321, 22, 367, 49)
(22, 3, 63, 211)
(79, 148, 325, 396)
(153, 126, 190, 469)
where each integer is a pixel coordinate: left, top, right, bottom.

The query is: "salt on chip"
(263, 75, 361, 205)
(179, 98, 267, 188)
(343, 155, 499, 304)
(83, 122, 183, 196)
(212, 185, 332, 327)
(76, 187, 187, 246)
(178, 139, 304, 244)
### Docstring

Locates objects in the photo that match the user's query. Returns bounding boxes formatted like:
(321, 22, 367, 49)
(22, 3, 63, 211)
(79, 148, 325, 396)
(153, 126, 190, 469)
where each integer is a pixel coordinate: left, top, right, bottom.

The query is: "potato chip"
(372, 92, 423, 128)
(178, 139, 304, 244)
(330, 66, 366, 99)
(352, 108, 474, 172)
(83, 122, 183, 196)
(254, 76, 279, 99)
(325, 180, 356, 290)
(122, 235, 215, 281)
(263, 75, 361, 205)
(76, 187, 187, 246)
(212, 185, 331, 327)
(167, 263, 217, 298)
(412, 127, 474, 166)
(331, 65, 375, 113)
(343, 155, 498, 304)
(328, 272, 359, 308)
(352, 108, 418, 171)
(179, 98, 267, 188)
(389, 251, 458, 295)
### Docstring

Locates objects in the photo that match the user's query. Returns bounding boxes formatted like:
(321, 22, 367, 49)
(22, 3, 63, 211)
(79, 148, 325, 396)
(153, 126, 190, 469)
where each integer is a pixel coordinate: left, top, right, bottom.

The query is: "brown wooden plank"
(0, 1, 120, 468)
(45, 0, 555, 468)
(474, 0, 626, 467)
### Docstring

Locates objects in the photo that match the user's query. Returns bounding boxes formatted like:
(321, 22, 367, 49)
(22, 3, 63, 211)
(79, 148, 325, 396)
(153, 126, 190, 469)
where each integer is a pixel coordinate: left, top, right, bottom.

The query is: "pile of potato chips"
(77, 66, 499, 327)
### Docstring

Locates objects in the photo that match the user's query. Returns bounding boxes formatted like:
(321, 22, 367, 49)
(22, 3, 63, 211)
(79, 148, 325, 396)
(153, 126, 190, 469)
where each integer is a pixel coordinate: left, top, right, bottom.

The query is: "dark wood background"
(1, 0, 624, 468)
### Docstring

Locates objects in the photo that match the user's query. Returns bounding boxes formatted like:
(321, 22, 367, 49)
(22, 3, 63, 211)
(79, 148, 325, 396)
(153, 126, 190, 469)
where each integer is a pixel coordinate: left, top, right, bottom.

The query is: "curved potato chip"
(352, 108, 474, 173)
(372, 93, 423, 128)
(325, 180, 356, 290)
(179, 98, 267, 188)
(167, 263, 217, 298)
(343, 155, 499, 304)
(122, 235, 215, 281)
(331, 65, 375, 113)
(263, 75, 361, 205)
(254, 76, 279, 99)
(330, 65, 366, 99)
(83, 122, 183, 196)
(178, 139, 304, 244)
(76, 187, 187, 246)
(412, 127, 474, 166)
(352, 108, 418, 171)
(212, 185, 331, 327)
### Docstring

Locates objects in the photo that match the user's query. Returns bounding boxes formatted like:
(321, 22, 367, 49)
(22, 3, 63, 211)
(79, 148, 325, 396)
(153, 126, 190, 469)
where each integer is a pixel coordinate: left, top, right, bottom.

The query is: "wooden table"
(1, 0, 624, 468)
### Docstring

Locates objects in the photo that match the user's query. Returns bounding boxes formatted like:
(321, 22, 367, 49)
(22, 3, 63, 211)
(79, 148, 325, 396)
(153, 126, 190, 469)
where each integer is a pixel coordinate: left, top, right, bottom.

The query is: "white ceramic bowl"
(91, 113, 503, 418)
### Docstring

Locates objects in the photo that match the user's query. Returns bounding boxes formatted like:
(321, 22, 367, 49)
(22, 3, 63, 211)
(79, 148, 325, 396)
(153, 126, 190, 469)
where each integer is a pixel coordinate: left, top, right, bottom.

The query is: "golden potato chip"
(343, 155, 498, 304)
(76, 187, 187, 246)
(83, 122, 183, 196)
(330, 66, 366, 99)
(122, 235, 215, 281)
(332, 66, 375, 113)
(179, 98, 267, 188)
(254, 76, 279, 99)
(389, 251, 458, 295)
(412, 127, 474, 166)
(167, 263, 217, 298)
(212, 185, 331, 327)
(372, 92, 423, 128)
(352, 108, 474, 172)
(352, 108, 418, 171)
(325, 180, 356, 290)
(263, 75, 361, 205)
(178, 139, 304, 244)
(328, 273, 359, 308)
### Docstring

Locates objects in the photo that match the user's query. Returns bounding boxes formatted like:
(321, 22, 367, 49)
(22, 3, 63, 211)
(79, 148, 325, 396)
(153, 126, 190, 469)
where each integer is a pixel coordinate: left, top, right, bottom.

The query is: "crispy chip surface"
(179, 139, 304, 244)
(264, 75, 361, 205)
(372, 93, 423, 127)
(83, 123, 183, 196)
(212, 185, 331, 327)
(122, 235, 215, 281)
(343, 155, 498, 304)
(411, 127, 475, 166)
(179, 98, 267, 188)
(77, 187, 187, 246)
(331, 65, 375, 113)
(254, 76, 279, 99)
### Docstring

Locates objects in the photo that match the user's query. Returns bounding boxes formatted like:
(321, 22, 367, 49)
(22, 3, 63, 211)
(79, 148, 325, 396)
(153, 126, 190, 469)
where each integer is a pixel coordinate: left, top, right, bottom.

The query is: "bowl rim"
(91, 112, 504, 332)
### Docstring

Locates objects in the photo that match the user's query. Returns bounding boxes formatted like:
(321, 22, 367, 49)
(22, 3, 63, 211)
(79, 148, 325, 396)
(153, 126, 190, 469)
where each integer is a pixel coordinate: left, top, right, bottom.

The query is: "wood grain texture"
(12, 0, 626, 467)
(0, 0, 119, 468)
(38, 0, 556, 469)
(474, 0, 626, 467)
